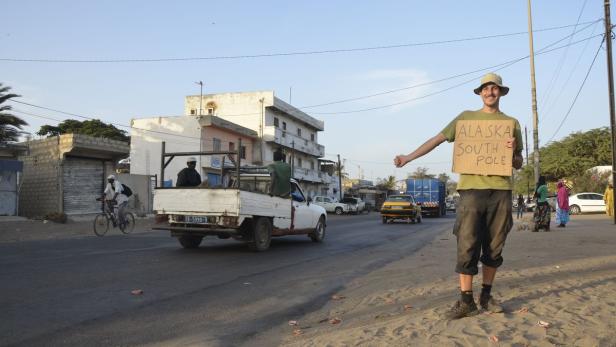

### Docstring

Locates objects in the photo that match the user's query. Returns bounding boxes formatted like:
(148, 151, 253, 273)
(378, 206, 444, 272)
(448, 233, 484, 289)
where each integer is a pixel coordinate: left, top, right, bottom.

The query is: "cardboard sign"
(452, 119, 514, 176)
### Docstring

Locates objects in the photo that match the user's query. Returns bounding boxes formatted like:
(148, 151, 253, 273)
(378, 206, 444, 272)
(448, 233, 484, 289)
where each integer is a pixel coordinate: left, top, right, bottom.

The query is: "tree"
(376, 175, 397, 190)
(334, 161, 348, 179)
(37, 119, 129, 142)
(0, 83, 28, 144)
(437, 173, 450, 183)
(408, 167, 436, 179)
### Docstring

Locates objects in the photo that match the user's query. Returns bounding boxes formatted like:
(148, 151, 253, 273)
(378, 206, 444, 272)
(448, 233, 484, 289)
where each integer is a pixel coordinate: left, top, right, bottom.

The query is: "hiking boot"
(445, 300, 479, 320)
(480, 295, 504, 313)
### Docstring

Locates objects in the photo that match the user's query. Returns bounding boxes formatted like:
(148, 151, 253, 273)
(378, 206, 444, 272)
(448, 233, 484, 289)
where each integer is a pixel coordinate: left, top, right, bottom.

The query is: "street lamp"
(195, 81, 203, 116)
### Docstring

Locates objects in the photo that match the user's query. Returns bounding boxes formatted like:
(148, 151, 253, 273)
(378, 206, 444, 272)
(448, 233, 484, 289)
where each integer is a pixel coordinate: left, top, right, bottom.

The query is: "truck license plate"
(185, 215, 209, 224)
(392, 206, 403, 210)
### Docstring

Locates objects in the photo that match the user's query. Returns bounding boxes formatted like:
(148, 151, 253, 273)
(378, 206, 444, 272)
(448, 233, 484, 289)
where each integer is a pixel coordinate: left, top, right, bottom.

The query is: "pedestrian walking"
(393, 72, 524, 319)
(516, 194, 525, 219)
(556, 180, 570, 227)
(533, 176, 550, 232)
(605, 178, 614, 217)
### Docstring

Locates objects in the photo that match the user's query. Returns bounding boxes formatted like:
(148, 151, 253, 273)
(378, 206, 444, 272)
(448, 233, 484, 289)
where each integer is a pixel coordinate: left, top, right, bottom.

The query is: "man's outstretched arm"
(394, 133, 447, 168)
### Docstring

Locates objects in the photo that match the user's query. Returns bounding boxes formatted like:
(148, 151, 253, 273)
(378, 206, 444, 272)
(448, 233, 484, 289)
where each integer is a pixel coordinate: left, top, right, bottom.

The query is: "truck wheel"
(178, 235, 203, 249)
(248, 217, 272, 252)
(334, 207, 343, 215)
(310, 216, 326, 242)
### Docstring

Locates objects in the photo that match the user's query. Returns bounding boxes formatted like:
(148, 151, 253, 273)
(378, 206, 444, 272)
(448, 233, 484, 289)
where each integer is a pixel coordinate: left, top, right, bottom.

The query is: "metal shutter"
(63, 157, 104, 215)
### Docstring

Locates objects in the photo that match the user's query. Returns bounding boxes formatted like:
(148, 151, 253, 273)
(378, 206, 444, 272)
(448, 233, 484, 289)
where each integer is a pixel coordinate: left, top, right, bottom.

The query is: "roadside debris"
(489, 335, 499, 343)
(538, 320, 550, 328)
(515, 307, 529, 314)
(329, 317, 342, 325)
(403, 304, 413, 311)
(288, 320, 299, 326)
(331, 294, 346, 301)
(131, 289, 143, 295)
(292, 329, 303, 336)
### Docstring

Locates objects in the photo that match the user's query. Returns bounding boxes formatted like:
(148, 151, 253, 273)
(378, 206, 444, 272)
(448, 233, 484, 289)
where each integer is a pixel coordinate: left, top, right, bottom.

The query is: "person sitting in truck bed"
(268, 150, 291, 198)
(176, 157, 202, 187)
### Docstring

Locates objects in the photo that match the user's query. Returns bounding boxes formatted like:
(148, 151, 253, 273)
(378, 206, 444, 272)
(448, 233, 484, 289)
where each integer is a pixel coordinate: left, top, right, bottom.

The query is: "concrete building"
(185, 91, 329, 197)
(17, 134, 129, 217)
(130, 115, 257, 187)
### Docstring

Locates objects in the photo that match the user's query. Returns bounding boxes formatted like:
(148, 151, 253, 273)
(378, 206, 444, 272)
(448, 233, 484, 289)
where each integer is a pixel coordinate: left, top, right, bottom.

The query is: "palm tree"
(0, 84, 27, 144)
(382, 175, 396, 190)
(334, 162, 348, 178)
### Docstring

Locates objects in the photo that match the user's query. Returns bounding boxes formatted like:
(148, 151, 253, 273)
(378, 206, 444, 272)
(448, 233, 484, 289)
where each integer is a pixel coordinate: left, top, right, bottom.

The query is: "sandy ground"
(280, 214, 616, 347)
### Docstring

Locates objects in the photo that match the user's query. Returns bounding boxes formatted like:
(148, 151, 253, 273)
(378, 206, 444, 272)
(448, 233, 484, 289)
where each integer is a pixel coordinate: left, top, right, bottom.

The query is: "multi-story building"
(185, 91, 329, 197)
(130, 115, 257, 187)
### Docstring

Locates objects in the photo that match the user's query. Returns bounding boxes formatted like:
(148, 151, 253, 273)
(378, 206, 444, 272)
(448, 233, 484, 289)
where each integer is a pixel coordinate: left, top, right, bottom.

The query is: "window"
(282, 122, 287, 130)
(324, 197, 332, 203)
(190, 109, 196, 115)
(311, 133, 315, 141)
(207, 108, 214, 115)
(240, 146, 247, 159)
(297, 128, 302, 137)
(297, 158, 302, 167)
(274, 117, 279, 127)
(229, 142, 235, 151)
(310, 161, 314, 170)
(213, 138, 221, 151)
(315, 197, 322, 202)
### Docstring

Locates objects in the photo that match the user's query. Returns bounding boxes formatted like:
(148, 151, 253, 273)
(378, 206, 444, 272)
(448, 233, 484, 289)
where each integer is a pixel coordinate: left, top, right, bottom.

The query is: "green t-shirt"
(440, 110, 523, 190)
(267, 161, 291, 197)
(536, 185, 548, 203)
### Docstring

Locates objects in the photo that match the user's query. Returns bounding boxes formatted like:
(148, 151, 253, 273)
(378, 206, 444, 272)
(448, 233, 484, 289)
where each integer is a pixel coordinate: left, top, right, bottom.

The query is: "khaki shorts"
(453, 189, 513, 275)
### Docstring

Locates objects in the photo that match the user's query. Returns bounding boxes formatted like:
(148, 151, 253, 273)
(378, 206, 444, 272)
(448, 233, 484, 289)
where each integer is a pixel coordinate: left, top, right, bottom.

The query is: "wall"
(130, 116, 201, 186)
(18, 138, 62, 218)
(117, 173, 154, 215)
(201, 125, 254, 165)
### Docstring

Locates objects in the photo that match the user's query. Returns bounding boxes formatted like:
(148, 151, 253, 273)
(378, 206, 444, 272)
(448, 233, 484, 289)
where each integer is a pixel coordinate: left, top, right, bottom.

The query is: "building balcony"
(263, 126, 325, 157)
(293, 167, 333, 184)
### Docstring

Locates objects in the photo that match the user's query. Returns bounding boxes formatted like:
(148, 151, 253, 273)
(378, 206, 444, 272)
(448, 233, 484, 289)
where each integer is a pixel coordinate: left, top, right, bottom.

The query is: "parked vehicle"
(380, 194, 422, 224)
(406, 178, 446, 217)
(341, 196, 366, 214)
(312, 195, 350, 215)
(568, 192, 606, 214)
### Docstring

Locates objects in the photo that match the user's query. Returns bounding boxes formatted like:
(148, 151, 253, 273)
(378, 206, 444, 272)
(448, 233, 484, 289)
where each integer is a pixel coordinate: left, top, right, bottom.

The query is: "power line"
(547, 38, 603, 143)
(0, 20, 599, 64)
(539, 0, 588, 110)
(312, 33, 603, 115)
(301, 19, 601, 110)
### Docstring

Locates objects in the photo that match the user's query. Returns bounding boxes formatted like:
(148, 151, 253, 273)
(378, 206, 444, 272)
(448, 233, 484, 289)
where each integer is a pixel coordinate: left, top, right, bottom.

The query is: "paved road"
(0, 212, 454, 347)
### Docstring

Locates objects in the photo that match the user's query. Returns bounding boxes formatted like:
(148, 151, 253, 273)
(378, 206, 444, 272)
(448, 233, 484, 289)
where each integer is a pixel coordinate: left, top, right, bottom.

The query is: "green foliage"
(0, 83, 28, 143)
(37, 119, 129, 142)
(514, 127, 612, 195)
(408, 167, 436, 179)
(376, 175, 397, 190)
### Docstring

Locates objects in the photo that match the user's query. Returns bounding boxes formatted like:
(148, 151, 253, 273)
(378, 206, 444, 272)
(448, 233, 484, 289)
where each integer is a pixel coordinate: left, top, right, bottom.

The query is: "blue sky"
(2, 1, 611, 182)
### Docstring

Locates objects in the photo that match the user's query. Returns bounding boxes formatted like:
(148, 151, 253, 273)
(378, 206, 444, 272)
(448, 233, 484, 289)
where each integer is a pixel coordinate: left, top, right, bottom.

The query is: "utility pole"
(527, 0, 541, 184)
(525, 126, 530, 198)
(337, 154, 343, 201)
(195, 81, 203, 115)
(604, 0, 616, 223)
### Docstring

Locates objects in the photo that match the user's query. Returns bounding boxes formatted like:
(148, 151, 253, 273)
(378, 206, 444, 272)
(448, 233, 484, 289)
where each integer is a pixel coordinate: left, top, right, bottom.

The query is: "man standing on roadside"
(393, 73, 524, 319)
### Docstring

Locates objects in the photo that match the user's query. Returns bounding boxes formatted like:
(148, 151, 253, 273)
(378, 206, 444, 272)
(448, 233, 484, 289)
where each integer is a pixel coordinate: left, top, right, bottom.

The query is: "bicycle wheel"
(120, 212, 136, 234)
(93, 214, 109, 236)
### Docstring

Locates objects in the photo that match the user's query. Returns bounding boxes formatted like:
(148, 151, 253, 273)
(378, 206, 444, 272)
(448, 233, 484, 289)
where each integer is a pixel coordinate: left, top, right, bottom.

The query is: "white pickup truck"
(153, 176, 327, 251)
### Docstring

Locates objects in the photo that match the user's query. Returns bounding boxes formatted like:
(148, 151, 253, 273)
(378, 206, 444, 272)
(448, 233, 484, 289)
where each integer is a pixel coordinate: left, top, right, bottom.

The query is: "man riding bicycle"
(103, 174, 129, 227)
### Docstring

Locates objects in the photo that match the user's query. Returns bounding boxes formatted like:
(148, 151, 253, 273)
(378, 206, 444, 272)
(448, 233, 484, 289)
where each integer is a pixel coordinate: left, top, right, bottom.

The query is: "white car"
(568, 192, 605, 214)
(312, 196, 349, 215)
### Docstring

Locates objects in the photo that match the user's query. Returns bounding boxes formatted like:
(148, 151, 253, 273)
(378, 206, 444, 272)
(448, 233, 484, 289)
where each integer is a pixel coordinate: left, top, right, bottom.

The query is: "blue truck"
(406, 178, 446, 217)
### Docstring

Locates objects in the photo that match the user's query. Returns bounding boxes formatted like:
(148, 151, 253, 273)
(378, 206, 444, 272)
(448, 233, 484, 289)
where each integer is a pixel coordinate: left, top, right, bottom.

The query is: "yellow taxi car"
(380, 194, 422, 224)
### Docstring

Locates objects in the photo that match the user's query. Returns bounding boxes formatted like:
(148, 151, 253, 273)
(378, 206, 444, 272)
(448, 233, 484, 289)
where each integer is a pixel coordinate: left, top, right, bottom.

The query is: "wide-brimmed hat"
(187, 157, 197, 163)
(473, 72, 509, 96)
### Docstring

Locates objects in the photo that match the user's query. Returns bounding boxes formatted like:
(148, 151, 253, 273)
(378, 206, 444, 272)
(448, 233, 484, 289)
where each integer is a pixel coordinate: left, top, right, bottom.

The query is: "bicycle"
(93, 197, 135, 236)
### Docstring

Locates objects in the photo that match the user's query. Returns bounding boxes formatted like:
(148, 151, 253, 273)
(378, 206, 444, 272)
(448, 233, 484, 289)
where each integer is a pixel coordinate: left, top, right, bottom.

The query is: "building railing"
(263, 126, 325, 157)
